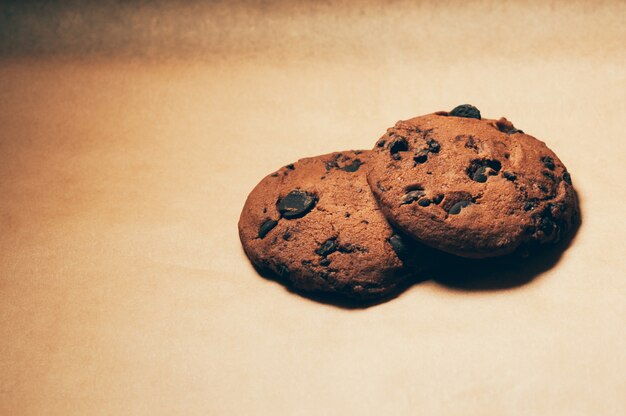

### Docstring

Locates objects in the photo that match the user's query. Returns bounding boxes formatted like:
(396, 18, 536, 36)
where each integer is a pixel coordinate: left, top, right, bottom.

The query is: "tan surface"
(1, 1, 625, 415)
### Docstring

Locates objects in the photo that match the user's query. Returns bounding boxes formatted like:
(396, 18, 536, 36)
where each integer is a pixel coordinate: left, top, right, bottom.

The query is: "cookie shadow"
(250, 190, 582, 305)
(252, 263, 428, 309)
(430, 190, 583, 291)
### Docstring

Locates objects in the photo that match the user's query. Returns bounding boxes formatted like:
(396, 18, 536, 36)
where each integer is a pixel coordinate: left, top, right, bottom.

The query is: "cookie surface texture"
(367, 109, 578, 258)
(239, 150, 422, 299)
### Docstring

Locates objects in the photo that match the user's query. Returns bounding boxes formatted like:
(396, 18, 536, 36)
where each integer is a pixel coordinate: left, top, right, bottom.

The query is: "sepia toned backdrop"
(1, 1, 625, 414)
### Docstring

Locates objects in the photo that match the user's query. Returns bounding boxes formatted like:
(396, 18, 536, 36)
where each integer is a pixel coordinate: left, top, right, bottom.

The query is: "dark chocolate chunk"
(467, 159, 502, 182)
(543, 171, 557, 182)
(401, 189, 425, 205)
(320, 258, 331, 267)
(417, 198, 431, 207)
(377, 139, 386, 147)
(541, 156, 555, 170)
(277, 190, 317, 219)
(316, 238, 338, 257)
(258, 219, 278, 238)
(503, 171, 517, 181)
(472, 166, 488, 183)
(563, 171, 572, 185)
(432, 194, 444, 205)
(286, 164, 295, 170)
(338, 243, 367, 254)
(388, 234, 408, 259)
(495, 118, 523, 134)
(339, 159, 363, 172)
(427, 139, 441, 153)
(414, 150, 428, 165)
(449, 104, 481, 120)
(448, 200, 472, 215)
(389, 137, 409, 157)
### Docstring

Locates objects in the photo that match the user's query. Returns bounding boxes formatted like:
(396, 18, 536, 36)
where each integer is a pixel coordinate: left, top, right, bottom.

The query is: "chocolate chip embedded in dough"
(277, 190, 317, 219)
(449, 104, 481, 119)
(316, 238, 338, 257)
(258, 219, 278, 238)
(448, 200, 472, 215)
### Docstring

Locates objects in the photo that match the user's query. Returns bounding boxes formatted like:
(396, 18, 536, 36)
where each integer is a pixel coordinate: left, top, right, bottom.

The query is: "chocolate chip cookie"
(238, 150, 425, 299)
(367, 105, 579, 258)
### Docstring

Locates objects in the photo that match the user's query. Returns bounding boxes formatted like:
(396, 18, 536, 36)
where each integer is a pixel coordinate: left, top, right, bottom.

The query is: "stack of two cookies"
(238, 105, 579, 300)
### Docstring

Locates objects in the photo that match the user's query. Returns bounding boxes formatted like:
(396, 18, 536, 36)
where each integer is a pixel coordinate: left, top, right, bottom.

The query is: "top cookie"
(238, 150, 425, 299)
(366, 105, 578, 258)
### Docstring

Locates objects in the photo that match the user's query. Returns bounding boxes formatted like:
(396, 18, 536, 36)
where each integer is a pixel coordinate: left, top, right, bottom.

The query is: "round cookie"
(238, 150, 425, 299)
(366, 105, 579, 259)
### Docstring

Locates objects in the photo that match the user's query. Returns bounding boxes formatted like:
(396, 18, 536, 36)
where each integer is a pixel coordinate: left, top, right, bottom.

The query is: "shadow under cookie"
(251, 262, 428, 309)
(430, 190, 582, 292)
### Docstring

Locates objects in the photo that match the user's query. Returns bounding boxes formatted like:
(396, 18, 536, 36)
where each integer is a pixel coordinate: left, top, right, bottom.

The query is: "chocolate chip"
(258, 219, 278, 238)
(338, 243, 366, 254)
(467, 159, 502, 182)
(320, 258, 331, 266)
(418, 198, 431, 207)
(543, 171, 557, 182)
(316, 238, 338, 257)
(450, 104, 481, 120)
(377, 139, 386, 147)
(503, 171, 517, 181)
(541, 156, 555, 170)
(401, 189, 425, 205)
(472, 166, 488, 183)
(427, 139, 441, 153)
(388, 234, 408, 259)
(414, 151, 428, 165)
(432, 194, 444, 205)
(277, 190, 317, 219)
(344, 212, 350, 218)
(495, 117, 523, 134)
(448, 200, 471, 215)
(339, 159, 363, 172)
(389, 137, 409, 157)
(286, 164, 295, 170)
(563, 171, 572, 185)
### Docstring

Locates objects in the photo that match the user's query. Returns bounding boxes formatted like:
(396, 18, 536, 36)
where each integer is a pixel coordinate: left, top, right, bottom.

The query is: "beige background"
(1, 1, 625, 414)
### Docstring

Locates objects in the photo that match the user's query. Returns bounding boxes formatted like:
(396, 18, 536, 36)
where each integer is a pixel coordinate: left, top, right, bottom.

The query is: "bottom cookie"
(238, 150, 428, 299)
